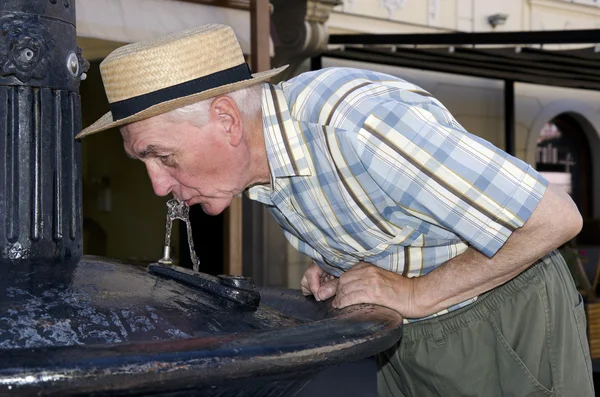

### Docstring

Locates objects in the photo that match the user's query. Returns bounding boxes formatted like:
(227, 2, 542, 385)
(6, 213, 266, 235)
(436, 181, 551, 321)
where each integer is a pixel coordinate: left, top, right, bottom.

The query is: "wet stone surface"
(0, 257, 300, 349)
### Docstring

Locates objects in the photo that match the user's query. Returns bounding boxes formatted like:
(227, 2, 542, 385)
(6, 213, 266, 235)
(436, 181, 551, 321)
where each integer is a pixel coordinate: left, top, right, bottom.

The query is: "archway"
(536, 113, 593, 219)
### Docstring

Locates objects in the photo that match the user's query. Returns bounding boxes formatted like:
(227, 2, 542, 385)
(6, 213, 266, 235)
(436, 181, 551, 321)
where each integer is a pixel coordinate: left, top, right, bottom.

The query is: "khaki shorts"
(377, 251, 594, 397)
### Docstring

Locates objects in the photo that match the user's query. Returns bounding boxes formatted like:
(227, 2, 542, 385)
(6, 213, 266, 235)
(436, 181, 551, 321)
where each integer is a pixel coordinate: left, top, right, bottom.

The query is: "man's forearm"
(412, 184, 582, 317)
(413, 245, 539, 316)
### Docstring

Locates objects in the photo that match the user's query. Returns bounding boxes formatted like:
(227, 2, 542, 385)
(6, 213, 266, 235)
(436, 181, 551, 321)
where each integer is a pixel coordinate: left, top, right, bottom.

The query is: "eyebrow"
(128, 144, 163, 159)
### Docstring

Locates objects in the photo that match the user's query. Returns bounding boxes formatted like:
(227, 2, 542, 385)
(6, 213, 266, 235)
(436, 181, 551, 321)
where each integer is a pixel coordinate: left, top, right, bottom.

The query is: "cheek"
(176, 140, 231, 183)
(172, 160, 215, 187)
(187, 152, 225, 176)
(183, 159, 218, 179)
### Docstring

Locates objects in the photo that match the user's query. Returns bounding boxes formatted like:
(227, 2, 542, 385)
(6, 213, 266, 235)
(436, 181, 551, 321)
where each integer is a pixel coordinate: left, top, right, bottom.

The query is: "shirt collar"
(246, 83, 313, 205)
(260, 82, 312, 178)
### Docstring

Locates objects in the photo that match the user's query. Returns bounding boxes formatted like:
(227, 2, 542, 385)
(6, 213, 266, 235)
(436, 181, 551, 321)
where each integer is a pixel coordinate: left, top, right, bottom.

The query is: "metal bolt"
(158, 245, 173, 266)
(66, 52, 79, 77)
(21, 49, 34, 61)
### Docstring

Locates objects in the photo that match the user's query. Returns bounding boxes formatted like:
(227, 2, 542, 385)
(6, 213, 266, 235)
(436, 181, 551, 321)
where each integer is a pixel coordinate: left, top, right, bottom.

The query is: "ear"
(211, 96, 243, 147)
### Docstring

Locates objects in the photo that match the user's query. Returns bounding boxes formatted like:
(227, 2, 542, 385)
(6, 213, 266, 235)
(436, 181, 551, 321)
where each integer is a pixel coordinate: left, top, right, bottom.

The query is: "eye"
(159, 155, 176, 167)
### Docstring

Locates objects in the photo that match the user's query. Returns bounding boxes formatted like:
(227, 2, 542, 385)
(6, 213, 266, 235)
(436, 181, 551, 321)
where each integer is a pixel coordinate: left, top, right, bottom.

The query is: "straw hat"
(76, 24, 287, 138)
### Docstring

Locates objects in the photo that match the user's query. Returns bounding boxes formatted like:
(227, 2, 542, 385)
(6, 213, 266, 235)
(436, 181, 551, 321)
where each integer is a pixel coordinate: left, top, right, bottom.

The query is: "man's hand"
(300, 262, 338, 301)
(306, 185, 582, 318)
(332, 262, 421, 317)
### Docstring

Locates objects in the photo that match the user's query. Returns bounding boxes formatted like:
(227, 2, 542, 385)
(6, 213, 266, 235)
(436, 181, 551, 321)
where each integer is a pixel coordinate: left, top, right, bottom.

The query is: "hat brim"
(75, 65, 288, 139)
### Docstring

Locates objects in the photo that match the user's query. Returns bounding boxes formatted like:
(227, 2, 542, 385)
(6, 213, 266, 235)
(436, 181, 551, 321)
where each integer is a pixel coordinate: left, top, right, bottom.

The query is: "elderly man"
(77, 24, 593, 396)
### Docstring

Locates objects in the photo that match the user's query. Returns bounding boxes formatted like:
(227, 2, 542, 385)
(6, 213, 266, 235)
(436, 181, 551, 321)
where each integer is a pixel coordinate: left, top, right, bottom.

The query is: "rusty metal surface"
(0, 257, 403, 396)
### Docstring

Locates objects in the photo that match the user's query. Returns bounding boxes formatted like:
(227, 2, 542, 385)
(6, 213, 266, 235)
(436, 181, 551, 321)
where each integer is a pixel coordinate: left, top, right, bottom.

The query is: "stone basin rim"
(0, 286, 403, 396)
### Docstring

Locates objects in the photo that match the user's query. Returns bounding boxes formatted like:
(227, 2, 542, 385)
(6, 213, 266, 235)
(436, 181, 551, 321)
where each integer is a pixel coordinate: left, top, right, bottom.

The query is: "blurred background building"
(77, 0, 600, 291)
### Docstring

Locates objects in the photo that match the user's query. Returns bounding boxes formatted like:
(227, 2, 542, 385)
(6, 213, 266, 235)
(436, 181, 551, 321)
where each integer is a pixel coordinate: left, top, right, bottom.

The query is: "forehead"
(120, 116, 183, 159)
(121, 117, 187, 156)
(120, 115, 169, 143)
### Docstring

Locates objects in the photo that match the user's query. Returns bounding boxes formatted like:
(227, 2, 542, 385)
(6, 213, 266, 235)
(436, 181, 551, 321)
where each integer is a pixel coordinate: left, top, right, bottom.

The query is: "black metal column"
(310, 55, 322, 71)
(504, 79, 515, 156)
(0, 0, 87, 262)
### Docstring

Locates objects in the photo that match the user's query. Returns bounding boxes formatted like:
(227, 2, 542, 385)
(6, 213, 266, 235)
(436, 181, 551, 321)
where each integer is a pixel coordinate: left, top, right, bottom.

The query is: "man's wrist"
(407, 274, 436, 318)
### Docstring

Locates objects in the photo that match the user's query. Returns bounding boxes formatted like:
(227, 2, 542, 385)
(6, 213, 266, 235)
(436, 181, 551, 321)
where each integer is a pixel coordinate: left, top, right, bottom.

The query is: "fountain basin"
(0, 256, 403, 396)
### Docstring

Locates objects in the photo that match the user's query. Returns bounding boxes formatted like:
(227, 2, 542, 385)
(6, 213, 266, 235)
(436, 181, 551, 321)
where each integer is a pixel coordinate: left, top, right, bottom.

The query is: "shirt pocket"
(350, 226, 416, 262)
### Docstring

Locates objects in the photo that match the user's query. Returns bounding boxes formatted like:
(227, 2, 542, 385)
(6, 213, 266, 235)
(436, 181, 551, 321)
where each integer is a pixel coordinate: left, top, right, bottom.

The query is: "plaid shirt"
(247, 67, 548, 320)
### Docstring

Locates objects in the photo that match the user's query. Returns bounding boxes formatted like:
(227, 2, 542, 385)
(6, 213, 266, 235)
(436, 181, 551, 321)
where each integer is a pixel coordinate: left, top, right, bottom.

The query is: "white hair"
(164, 84, 263, 126)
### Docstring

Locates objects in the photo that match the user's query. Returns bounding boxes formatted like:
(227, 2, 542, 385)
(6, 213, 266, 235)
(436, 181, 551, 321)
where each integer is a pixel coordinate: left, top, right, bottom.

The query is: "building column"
(271, 0, 342, 80)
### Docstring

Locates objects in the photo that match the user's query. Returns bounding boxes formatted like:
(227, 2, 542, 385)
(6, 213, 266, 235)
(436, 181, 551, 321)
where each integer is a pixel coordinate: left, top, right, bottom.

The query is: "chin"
(199, 202, 228, 216)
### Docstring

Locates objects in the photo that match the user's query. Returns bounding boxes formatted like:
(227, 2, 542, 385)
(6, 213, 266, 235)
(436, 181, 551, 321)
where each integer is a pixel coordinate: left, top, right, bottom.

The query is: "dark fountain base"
(0, 256, 403, 396)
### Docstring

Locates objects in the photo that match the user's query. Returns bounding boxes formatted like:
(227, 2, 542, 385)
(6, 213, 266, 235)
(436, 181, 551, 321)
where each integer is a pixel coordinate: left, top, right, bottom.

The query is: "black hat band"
(110, 63, 253, 120)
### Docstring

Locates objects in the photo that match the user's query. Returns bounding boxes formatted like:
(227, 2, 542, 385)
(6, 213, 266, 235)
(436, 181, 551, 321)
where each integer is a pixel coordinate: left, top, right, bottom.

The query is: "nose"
(145, 162, 174, 197)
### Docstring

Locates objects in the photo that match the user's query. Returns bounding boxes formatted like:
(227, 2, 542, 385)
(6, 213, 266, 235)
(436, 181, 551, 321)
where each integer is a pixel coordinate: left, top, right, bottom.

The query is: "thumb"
(317, 279, 338, 301)
(300, 274, 312, 296)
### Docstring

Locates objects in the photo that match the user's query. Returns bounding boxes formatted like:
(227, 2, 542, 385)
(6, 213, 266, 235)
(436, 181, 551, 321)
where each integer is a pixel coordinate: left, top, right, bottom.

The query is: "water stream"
(159, 199, 201, 272)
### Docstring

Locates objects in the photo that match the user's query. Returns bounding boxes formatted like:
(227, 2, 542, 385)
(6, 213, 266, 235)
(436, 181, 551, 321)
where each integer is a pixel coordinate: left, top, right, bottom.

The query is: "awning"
(76, 0, 273, 59)
(325, 29, 600, 91)
(326, 46, 600, 91)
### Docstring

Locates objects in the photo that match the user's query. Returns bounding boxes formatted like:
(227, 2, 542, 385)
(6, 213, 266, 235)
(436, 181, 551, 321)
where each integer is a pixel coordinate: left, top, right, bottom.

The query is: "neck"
(245, 112, 271, 188)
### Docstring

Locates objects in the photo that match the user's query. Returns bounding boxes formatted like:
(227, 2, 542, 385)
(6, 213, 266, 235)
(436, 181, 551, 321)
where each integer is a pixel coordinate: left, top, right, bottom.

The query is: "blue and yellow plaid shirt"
(247, 67, 548, 319)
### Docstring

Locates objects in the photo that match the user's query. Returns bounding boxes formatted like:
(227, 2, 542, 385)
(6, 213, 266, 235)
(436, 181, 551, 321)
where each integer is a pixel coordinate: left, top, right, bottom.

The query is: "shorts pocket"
(573, 293, 593, 381)
(490, 318, 554, 396)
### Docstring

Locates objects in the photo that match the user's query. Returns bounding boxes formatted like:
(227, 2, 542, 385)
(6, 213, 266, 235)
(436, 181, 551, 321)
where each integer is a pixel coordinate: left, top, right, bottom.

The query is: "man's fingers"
(316, 278, 338, 301)
(300, 262, 325, 298)
(300, 274, 312, 296)
(320, 273, 335, 283)
(338, 279, 370, 297)
(333, 289, 371, 309)
(302, 262, 375, 305)
(333, 276, 374, 308)
(306, 267, 323, 297)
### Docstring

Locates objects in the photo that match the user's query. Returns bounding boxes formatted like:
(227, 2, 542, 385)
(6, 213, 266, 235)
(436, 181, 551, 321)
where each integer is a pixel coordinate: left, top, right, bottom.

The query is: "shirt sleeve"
(355, 94, 548, 258)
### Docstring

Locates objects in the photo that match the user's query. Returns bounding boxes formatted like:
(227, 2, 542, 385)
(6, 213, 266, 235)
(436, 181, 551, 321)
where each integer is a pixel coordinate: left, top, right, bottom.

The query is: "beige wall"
(329, 0, 600, 34)
(80, 62, 179, 263)
(529, 0, 600, 32)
